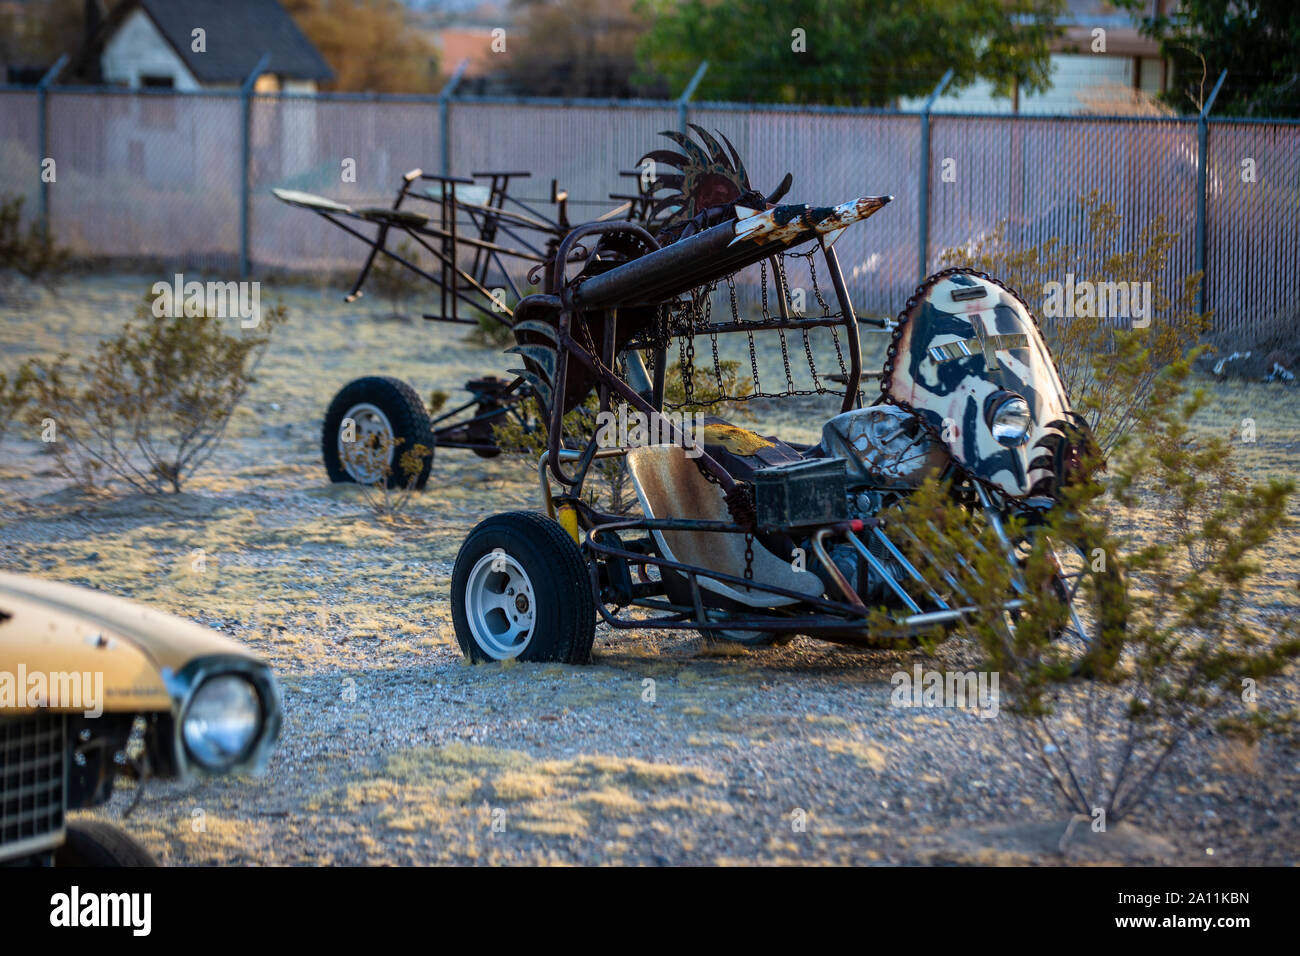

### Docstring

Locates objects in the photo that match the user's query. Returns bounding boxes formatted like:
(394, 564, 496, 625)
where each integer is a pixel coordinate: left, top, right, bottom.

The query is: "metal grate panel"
(0, 713, 67, 858)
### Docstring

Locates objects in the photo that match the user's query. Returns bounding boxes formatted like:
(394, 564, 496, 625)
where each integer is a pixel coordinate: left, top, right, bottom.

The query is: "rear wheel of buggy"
(1016, 529, 1126, 678)
(322, 376, 435, 489)
(452, 511, 596, 664)
(710, 627, 797, 647)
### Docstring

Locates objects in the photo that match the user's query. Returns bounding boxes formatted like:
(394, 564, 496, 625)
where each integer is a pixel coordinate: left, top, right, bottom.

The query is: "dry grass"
(2, 275, 1297, 866)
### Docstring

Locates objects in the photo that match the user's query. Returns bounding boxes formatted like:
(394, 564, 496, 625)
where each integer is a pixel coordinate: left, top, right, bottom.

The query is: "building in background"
(93, 0, 333, 92)
(902, 0, 1171, 115)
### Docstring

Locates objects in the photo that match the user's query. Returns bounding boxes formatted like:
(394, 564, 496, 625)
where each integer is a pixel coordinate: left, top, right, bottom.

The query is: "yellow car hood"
(0, 572, 260, 715)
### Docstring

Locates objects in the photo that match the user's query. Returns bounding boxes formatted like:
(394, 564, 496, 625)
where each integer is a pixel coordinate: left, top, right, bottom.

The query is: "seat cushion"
(625, 444, 824, 608)
(697, 416, 805, 481)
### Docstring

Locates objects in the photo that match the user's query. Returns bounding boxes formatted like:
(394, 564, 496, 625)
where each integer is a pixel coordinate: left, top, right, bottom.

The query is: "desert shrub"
(0, 363, 34, 449)
(494, 354, 754, 513)
(21, 298, 286, 493)
(344, 433, 431, 519)
(939, 191, 1212, 453)
(492, 392, 631, 512)
(368, 240, 424, 319)
(0, 194, 69, 294)
(464, 311, 515, 349)
(890, 330, 1299, 824)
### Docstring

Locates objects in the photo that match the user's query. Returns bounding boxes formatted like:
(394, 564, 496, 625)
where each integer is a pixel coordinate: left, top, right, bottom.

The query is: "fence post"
(917, 69, 953, 284)
(678, 61, 709, 135)
(35, 53, 68, 234)
(439, 60, 469, 178)
(1196, 69, 1228, 318)
(239, 53, 271, 279)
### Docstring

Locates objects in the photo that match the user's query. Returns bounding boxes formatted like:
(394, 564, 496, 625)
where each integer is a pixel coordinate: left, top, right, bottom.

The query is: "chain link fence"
(1, 86, 1297, 336)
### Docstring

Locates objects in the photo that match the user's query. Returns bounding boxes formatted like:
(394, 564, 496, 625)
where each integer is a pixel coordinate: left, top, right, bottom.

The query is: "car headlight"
(182, 675, 262, 770)
(989, 394, 1031, 446)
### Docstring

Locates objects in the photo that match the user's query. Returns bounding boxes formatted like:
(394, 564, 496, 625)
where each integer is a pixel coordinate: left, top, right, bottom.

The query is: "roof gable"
(127, 0, 335, 84)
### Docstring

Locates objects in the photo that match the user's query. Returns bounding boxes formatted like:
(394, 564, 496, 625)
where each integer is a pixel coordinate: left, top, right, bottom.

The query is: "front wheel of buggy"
(452, 512, 596, 664)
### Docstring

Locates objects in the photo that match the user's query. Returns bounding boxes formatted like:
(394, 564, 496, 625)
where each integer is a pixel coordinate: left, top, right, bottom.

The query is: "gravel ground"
(1, 276, 1297, 866)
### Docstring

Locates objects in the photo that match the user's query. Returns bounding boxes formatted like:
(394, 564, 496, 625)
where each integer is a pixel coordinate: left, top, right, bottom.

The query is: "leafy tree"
(1116, 0, 1300, 116)
(505, 0, 667, 98)
(0, 0, 82, 70)
(635, 0, 1064, 106)
(286, 0, 439, 93)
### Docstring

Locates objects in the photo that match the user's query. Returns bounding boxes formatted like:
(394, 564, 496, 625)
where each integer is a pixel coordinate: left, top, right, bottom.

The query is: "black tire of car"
(54, 821, 158, 867)
(321, 376, 436, 489)
(452, 511, 596, 664)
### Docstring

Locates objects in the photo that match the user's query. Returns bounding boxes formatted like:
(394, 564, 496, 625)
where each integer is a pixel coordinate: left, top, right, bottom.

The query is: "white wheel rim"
(465, 550, 537, 660)
(339, 402, 394, 484)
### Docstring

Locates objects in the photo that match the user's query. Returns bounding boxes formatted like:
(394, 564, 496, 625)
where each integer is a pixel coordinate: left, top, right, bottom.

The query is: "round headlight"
(990, 395, 1031, 446)
(182, 675, 261, 770)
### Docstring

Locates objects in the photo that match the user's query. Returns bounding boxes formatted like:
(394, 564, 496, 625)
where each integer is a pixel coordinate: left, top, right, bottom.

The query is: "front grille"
(1, 713, 67, 857)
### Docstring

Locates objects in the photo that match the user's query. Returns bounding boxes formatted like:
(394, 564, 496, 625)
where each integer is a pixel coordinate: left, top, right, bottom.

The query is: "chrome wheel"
(338, 402, 394, 484)
(463, 549, 537, 660)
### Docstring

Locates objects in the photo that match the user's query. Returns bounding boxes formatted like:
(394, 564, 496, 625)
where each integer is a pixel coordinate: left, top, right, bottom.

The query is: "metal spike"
(511, 320, 558, 343)
(639, 149, 691, 171)
(660, 130, 711, 168)
(688, 124, 730, 169)
(717, 131, 751, 189)
(509, 370, 553, 409)
(505, 343, 556, 380)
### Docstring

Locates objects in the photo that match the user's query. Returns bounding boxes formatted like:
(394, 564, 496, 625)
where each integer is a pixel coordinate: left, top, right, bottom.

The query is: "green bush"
(889, 330, 1299, 823)
(940, 191, 1211, 454)
(21, 297, 286, 493)
(0, 194, 69, 294)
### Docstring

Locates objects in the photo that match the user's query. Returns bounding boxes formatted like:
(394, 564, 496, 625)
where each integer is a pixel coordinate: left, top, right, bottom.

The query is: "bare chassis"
(524, 217, 1029, 645)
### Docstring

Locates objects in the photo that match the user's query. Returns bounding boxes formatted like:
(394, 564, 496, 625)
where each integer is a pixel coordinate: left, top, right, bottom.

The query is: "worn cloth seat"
(625, 439, 824, 608)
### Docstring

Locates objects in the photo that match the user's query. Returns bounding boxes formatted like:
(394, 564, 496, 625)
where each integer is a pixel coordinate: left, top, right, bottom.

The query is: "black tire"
(1019, 527, 1127, 679)
(710, 627, 797, 647)
(54, 820, 157, 867)
(322, 376, 436, 489)
(452, 511, 596, 664)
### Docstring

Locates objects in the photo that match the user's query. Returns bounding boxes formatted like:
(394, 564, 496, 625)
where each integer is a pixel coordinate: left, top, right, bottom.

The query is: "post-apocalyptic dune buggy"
(277, 128, 1112, 662)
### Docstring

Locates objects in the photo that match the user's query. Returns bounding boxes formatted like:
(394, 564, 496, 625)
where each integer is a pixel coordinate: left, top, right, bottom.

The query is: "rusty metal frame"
(580, 514, 1025, 640)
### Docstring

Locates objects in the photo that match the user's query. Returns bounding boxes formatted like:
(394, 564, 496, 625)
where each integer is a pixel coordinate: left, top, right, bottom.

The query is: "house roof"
(112, 0, 334, 84)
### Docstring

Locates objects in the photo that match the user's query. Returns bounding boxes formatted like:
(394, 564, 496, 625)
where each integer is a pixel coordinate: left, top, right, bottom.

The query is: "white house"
(96, 0, 333, 92)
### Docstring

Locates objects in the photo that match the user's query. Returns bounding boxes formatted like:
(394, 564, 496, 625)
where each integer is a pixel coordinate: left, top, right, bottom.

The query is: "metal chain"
(711, 278, 725, 397)
(680, 291, 698, 406)
(804, 252, 849, 377)
(774, 254, 795, 392)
